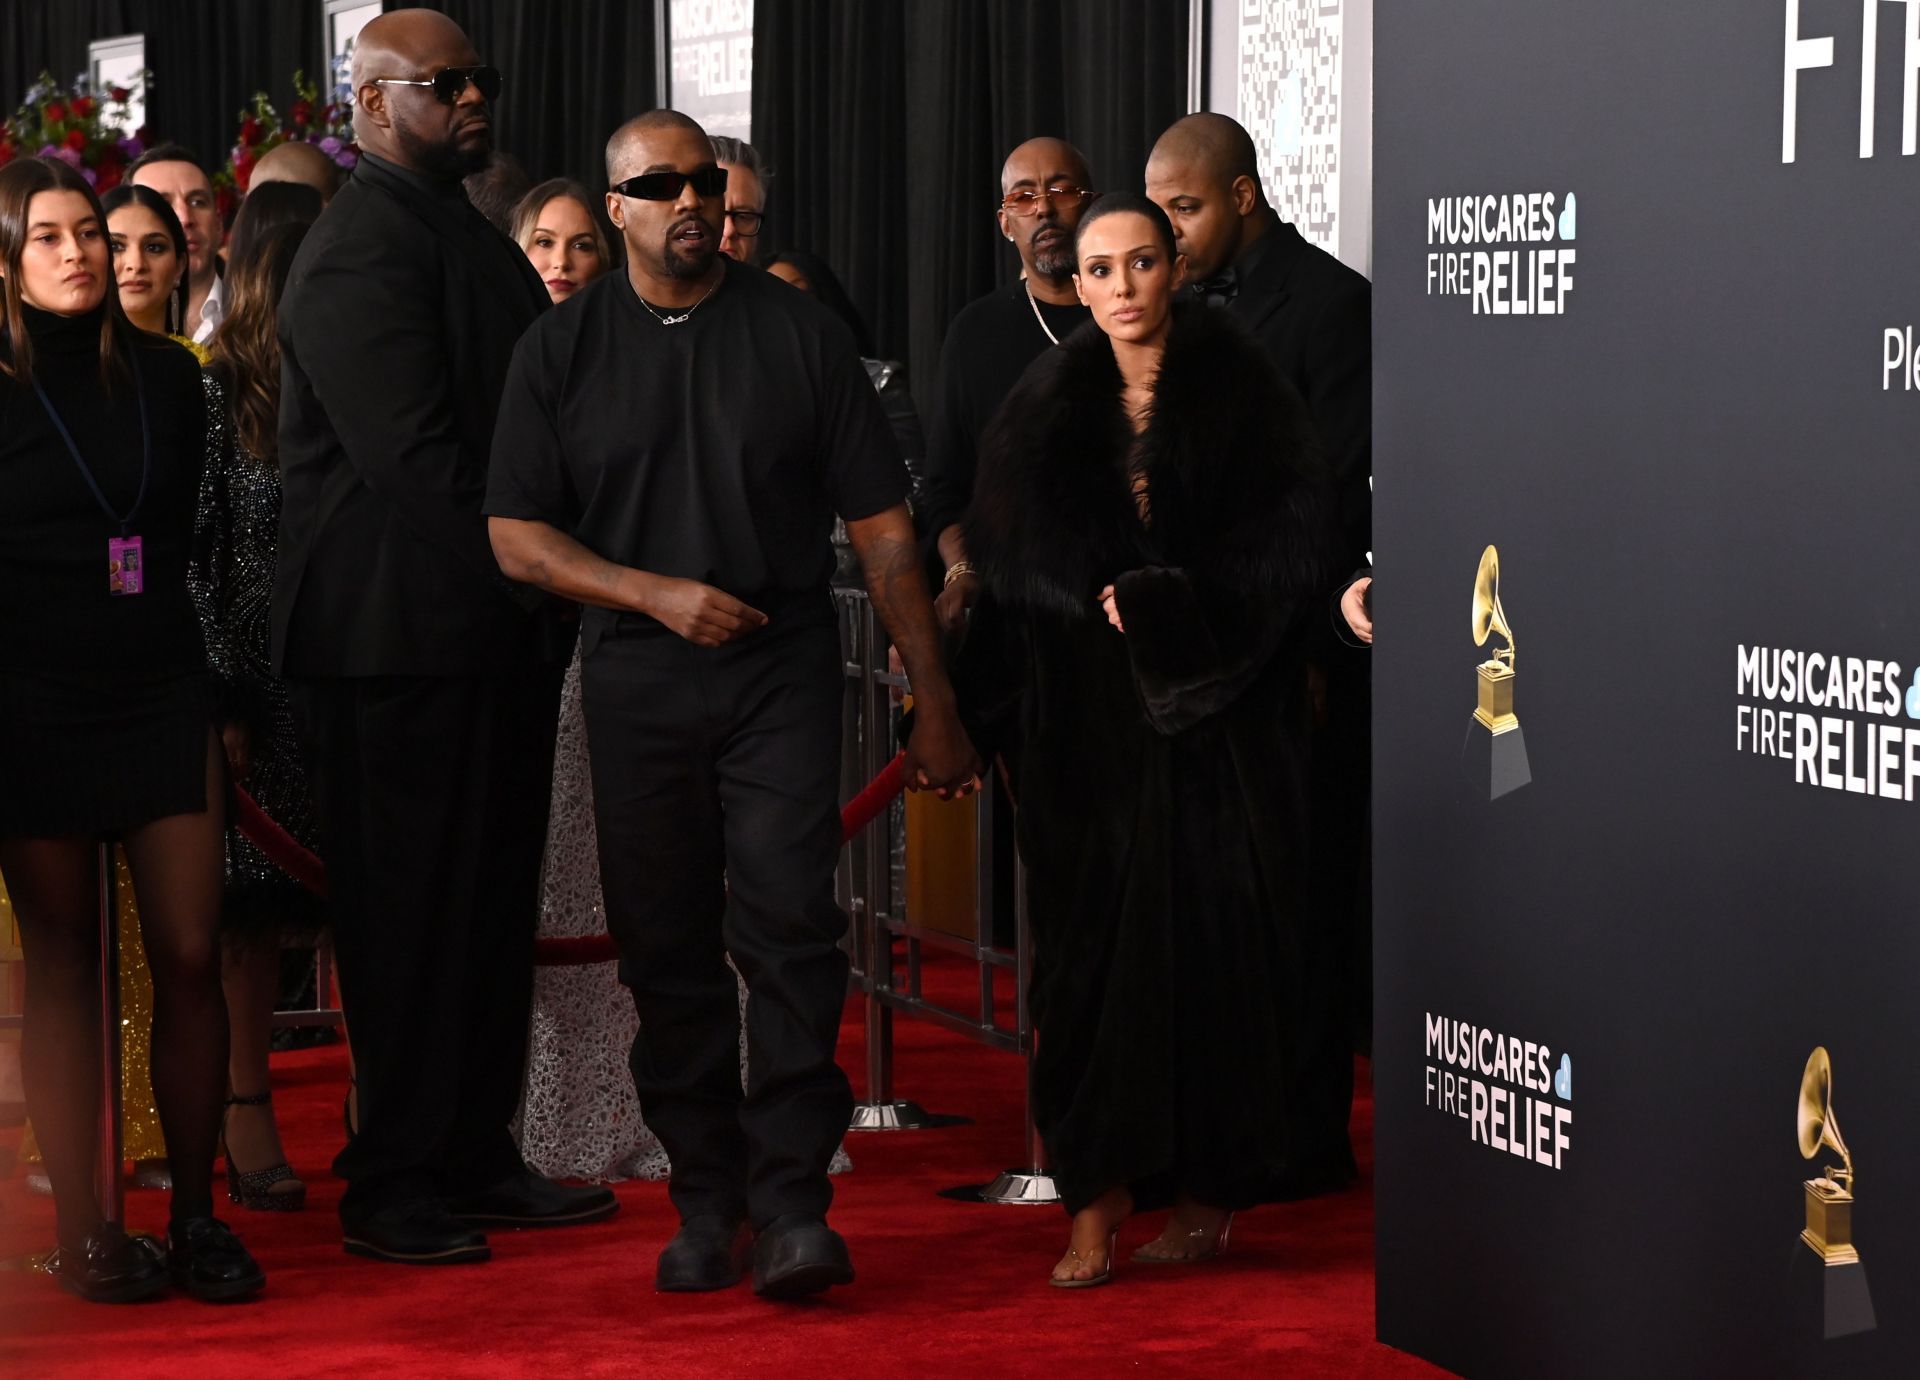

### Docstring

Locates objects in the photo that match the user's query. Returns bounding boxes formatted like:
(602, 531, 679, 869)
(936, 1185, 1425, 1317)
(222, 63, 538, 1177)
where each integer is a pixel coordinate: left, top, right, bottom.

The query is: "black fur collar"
(962, 300, 1330, 619)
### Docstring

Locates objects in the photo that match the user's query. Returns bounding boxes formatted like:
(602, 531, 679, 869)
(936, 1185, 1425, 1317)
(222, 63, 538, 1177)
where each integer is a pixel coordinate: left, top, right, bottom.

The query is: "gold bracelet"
(943, 561, 976, 588)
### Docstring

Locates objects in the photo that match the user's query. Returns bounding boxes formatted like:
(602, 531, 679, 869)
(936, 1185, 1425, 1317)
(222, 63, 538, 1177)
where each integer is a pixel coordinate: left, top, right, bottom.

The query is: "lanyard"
(32, 353, 151, 537)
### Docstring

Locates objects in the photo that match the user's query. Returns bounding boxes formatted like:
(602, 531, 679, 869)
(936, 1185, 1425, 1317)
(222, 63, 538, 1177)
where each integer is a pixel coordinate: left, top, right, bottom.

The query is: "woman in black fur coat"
(957, 194, 1341, 1287)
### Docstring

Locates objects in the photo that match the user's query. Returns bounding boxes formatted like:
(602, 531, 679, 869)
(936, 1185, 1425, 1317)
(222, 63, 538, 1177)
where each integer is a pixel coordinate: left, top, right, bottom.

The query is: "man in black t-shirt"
(918, 137, 1095, 631)
(486, 110, 979, 1303)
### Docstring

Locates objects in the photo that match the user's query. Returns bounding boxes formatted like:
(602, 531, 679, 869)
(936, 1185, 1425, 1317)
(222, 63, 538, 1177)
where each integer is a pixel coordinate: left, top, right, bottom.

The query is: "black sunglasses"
(371, 65, 503, 104)
(613, 167, 729, 201)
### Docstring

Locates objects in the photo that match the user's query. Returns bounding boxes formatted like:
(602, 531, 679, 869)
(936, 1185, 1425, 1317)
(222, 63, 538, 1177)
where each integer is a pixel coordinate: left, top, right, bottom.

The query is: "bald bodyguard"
(275, 10, 614, 1265)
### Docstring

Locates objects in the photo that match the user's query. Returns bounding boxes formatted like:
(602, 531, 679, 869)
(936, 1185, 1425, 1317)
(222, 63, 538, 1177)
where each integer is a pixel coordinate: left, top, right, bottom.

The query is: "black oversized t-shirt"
(484, 258, 907, 644)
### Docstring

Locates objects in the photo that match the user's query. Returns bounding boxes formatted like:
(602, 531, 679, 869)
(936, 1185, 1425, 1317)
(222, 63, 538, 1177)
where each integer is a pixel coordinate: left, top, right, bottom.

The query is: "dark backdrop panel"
(143, 1, 323, 169)
(1373, 3, 1919, 1377)
(754, 0, 1187, 382)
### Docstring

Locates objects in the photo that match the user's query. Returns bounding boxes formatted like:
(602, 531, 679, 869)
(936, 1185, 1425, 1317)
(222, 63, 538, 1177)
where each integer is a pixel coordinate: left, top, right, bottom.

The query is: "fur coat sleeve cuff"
(1113, 566, 1288, 735)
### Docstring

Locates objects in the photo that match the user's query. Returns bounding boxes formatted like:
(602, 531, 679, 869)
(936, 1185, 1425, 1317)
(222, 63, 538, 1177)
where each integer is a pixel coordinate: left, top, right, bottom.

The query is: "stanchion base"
(961, 1168, 1060, 1205)
(848, 1100, 969, 1132)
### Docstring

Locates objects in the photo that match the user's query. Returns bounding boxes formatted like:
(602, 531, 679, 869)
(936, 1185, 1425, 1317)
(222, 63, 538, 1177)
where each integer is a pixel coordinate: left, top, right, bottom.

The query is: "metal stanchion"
(974, 854, 1059, 1205)
(848, 595, 939, 1132)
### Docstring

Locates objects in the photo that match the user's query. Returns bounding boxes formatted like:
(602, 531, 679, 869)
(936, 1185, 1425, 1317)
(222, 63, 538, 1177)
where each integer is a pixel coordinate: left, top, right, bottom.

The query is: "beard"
(1030, 226, 1075, 282)
(397, 115, 492, 180)
(662, 217, 720, 280)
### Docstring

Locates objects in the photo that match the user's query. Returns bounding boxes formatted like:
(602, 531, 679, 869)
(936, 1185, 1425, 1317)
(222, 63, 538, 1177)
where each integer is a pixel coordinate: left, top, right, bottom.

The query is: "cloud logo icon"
(1554, 1053, 1573, 1101)
(1906, 668, 1920, 719)
(1557, 193, 1577, 241)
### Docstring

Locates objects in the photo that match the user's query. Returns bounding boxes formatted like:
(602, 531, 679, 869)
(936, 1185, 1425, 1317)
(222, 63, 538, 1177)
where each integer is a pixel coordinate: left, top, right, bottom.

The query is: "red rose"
(239, 115, 261, 147)
(111, 86, 131, 102)
(64, 128, 87, 151)
(0, 142, 15, 168)
(96, 165, 122, 192)
(216, 186, 237, 226)
(291, 100, 314, 127)
(44, 100, 66, 122)
(72, 96, 95, 117)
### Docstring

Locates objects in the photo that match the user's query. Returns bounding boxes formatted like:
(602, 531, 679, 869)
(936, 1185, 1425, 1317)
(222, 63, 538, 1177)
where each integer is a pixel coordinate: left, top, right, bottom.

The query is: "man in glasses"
(486, 109, 980, 1302)
(275, 8, 614, 1267)
(710, 135, 768, 265)
(918, 137, 1095, 636)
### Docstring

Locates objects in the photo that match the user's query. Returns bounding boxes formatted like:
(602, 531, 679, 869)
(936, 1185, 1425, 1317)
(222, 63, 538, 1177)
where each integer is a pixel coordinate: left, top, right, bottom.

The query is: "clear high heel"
(1132, 1210, 1234, 1265)
(1049, 1228, 1119, 1290)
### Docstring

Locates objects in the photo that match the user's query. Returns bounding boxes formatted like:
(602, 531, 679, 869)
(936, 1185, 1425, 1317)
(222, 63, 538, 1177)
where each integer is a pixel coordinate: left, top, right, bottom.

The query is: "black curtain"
(749, 1, 909, 368)
(1, 1, 134, 122)
(397, 0, 656, 187)
(142, 2, 325, 170)
(752, 0, 1189, 387)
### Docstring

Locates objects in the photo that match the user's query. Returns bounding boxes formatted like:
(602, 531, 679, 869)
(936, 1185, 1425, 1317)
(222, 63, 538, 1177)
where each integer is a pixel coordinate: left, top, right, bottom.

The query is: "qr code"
(1236, 0, 1343, 254)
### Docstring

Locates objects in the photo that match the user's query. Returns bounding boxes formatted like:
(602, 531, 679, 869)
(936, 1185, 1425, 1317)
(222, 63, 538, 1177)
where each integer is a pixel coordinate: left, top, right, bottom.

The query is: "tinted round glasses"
(371, 65, 503, 104)
(1000, 184, 1094, 216)
(613, 167, 730, 201)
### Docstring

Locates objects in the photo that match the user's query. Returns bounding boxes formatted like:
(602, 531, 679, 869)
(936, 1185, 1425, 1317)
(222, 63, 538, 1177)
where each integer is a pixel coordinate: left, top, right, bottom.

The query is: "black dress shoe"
(752, 1213, 854, 1300)
(52, 1223, 168, 1303)
(166, 1217, 266, 1302)
(445, 1169, 618, 1229)
(342, 1200, 491, 1265)
(656, 1215, 752, 1293)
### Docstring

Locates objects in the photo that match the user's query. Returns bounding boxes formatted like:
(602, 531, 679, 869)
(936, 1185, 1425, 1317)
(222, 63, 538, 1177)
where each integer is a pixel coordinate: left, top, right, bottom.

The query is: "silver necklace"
(638, 279, 720, 326)
(1026, 282, 1062, 345)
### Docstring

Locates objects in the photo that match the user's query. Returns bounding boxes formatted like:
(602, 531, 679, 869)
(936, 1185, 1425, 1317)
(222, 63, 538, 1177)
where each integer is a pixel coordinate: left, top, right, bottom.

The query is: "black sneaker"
(342, 1200, 491, 1265)
(52, 1223, 168, 1304)
(166, 1216, 266, 1301)
(444, 1169, 618, 1229)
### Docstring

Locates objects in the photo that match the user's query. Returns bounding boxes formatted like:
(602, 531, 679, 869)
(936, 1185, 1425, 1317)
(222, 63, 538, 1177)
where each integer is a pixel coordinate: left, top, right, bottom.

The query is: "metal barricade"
(833, 588, 1058, 1203)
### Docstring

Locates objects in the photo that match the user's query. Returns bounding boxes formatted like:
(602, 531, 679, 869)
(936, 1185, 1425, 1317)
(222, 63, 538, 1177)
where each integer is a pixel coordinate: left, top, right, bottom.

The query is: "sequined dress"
(189, 372, 323, 939)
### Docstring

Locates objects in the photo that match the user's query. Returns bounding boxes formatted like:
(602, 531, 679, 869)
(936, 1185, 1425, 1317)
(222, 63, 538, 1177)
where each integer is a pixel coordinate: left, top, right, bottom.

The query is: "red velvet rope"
(229, 751, 910, 967)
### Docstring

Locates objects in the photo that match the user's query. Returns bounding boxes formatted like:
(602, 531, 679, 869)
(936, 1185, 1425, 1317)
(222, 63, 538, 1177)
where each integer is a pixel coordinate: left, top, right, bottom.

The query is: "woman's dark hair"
(767, 248, 873, 357)
(209, 221, 309, 465)
(100, 182, 191, 336)
(509, 178, 618, 269)
(1072, 191, 1179, 264)
(228, 180, 323, 271)
(0, 156, 134, 388)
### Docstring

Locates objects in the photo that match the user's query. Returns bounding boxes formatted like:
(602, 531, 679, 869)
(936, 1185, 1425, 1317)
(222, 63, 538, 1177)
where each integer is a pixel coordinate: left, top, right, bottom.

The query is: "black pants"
(295, 665, 560, 1216)
(582, 611, 851, 1230)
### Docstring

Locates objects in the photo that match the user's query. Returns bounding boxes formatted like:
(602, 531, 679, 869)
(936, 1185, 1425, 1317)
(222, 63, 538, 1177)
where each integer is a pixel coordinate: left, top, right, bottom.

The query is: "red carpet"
(0, 962, 1446, 1379)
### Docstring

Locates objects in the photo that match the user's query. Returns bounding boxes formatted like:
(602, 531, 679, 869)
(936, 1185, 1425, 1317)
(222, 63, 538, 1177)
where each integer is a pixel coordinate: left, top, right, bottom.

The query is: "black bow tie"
(1194, 266, 1239, 307)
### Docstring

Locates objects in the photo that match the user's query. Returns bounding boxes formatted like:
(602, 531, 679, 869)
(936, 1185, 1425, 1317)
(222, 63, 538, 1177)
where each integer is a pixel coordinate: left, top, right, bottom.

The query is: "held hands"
(1340, 576, 1373, 645)
(641, 576, 769, 647)
(1097, 584, 1125, 634)
(934, 571, 980, 635)
(903, 697, 982, 800)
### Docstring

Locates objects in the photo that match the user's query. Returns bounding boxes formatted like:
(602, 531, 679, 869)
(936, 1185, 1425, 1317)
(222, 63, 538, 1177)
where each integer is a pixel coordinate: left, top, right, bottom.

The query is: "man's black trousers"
(295, 664, 560, 1218)
(582, 609, 852, 1231)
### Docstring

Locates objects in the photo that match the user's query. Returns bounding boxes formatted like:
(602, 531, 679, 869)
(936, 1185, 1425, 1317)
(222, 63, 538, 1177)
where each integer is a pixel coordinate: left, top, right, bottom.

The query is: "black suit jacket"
(1226, 219, 1372, 574)
(273, 153, 549, 678)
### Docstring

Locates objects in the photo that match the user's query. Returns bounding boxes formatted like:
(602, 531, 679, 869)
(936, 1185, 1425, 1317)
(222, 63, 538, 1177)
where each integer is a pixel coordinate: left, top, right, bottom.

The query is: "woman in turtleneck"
(0, 156, 264, 1303)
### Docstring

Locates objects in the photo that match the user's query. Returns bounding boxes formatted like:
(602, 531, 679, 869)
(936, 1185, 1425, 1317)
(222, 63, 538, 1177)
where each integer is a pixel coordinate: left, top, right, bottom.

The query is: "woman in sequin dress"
(194, 220, 323, 1210)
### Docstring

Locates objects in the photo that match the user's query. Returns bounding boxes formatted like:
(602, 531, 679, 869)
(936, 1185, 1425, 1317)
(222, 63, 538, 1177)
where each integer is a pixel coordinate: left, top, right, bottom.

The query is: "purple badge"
(108, 535, 143, 595)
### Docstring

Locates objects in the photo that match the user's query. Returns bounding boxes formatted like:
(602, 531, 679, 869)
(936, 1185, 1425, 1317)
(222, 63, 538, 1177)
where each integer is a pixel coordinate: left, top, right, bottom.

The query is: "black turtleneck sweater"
(0, 304, 207, 679)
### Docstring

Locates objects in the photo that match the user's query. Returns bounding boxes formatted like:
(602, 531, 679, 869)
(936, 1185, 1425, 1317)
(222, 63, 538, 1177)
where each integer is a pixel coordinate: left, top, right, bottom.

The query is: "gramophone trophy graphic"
(1463, 545, 1531, 799)
(1794, 1046, 1876, 1338)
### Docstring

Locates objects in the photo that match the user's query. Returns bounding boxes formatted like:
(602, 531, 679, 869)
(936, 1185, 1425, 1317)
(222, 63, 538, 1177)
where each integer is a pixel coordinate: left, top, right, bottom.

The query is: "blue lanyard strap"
(33, 352, 151, 537)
